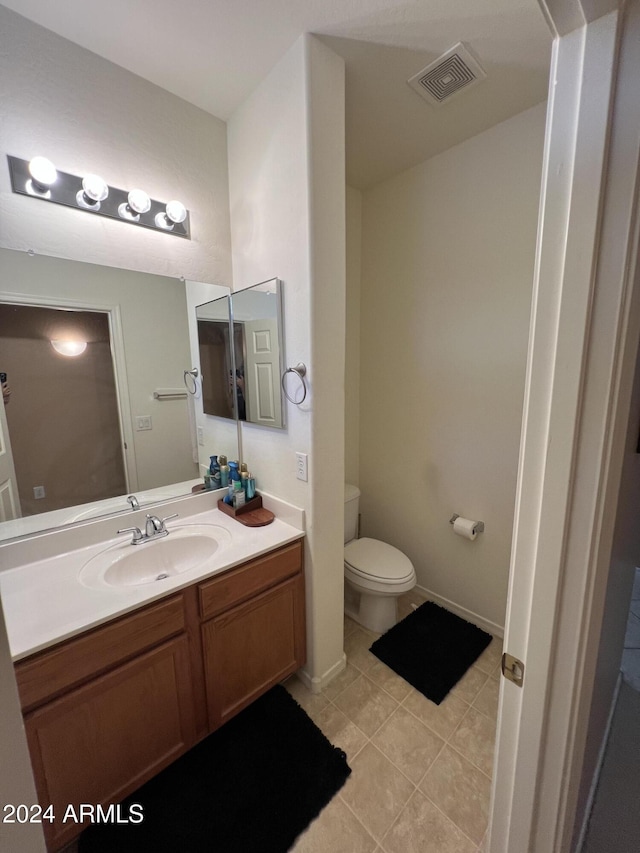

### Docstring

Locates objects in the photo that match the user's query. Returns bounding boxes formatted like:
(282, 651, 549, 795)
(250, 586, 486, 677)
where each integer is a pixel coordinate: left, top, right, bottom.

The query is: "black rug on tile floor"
(78, 684, 351, 853)
(370, 601, 492, 704)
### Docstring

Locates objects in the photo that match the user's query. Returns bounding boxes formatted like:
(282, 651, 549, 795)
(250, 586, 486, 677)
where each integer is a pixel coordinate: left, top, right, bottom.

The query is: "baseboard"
(297, 653, 347, 695)
(415, 583, 505, 639)
(574, 671, 622, 853)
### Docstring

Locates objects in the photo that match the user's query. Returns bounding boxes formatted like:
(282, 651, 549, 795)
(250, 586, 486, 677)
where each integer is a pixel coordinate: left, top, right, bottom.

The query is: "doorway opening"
(0, 302, 127, 517)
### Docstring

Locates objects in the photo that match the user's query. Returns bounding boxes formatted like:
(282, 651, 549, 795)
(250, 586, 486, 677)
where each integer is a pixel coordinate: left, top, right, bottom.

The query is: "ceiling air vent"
(408, 42, 486, 107)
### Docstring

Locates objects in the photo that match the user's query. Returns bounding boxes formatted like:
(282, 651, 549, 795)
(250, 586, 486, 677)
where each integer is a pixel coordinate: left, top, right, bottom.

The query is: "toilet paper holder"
(449, 514, 485, 534)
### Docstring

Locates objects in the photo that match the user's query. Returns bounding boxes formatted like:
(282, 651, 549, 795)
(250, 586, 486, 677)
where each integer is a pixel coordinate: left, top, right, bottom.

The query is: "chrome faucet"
(126, 495, 140, 510)
(117, 513, 179, 545)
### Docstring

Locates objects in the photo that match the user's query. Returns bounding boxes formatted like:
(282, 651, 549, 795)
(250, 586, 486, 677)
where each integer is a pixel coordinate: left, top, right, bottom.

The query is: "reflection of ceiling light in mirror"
(118, 188, 151, 221)
(155, 199, 187, 230)
(27, 156, 57, 196)
(77, 174, 109, 210)
(51, 340, 88, 357)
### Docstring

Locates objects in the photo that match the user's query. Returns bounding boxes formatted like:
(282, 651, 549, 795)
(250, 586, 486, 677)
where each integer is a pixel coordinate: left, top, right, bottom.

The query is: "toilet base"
(344, 584, 399, 634)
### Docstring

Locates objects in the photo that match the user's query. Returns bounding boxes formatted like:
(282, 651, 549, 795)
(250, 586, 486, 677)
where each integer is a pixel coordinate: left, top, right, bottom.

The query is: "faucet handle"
(144, 513, 178, 536)
(117, 526, 144, 544)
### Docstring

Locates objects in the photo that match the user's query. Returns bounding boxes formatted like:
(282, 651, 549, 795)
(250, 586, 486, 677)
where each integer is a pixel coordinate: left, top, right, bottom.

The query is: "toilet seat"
(344, 537, 415, 586)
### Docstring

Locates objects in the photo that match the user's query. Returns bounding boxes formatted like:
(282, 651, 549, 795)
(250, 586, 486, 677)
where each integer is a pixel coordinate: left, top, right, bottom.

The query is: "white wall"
(228, 35, 346, 686)
(0, 602, 45, 852)
(0, 5, 232, 285)
(358, 103, 546, 631)
(345, 186, 362, 487)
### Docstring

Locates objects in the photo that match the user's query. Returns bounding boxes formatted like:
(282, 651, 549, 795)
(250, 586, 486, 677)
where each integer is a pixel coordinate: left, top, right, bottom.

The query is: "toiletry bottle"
(241, 470, 249, 494)
(224, 479, 234, 505)
(245, 474, 256, 500)
(209, 455, 221, 490)
(219, 455, 230, 488)
(233, 479, 245, 508)
(228, 460, 240, 482)
(240, 462, 248, 474)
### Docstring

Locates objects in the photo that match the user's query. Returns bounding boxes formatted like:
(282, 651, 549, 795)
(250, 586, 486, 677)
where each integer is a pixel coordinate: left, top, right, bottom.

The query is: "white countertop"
(0, 496, 305, 662)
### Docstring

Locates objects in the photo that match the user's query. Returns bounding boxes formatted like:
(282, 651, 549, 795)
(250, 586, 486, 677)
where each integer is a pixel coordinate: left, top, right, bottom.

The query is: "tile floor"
(286, 591, 502, 853)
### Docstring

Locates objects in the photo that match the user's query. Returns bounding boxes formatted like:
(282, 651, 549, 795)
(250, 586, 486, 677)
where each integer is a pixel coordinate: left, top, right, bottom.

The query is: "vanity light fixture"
(7, 155, 190, 239)
(51, 340, 88, 357)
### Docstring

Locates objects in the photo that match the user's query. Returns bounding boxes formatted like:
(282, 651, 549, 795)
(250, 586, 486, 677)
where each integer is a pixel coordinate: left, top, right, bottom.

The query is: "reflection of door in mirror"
(198, 318, 238, 421)
(0, 303, 127, 516)
(0, 369, 20, 521)
(243, 318, 282, 427)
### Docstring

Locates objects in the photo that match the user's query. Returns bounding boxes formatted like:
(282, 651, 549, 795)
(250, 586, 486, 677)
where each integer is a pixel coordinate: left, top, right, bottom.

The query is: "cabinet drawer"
(199, 540, 303, 620)
(15, 594, 185, 712)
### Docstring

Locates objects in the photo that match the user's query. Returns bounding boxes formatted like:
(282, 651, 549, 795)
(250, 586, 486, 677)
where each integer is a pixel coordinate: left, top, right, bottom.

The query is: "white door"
(243, 318, 283, 428)
(490, 5, 640, 851)
(0, 389, 20, 521)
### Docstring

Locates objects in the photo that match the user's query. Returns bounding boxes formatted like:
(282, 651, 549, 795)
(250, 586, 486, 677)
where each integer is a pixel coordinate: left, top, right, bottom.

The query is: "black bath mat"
(78, 684, 351, 853)
(370, 601, 493, 704)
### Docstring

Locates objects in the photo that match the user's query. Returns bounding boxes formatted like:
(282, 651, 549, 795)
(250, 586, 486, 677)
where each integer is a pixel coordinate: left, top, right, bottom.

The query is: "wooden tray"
(217, 494, 275, 527)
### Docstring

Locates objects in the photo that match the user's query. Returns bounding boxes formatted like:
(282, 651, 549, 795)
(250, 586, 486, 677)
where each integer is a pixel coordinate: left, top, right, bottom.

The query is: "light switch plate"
(135, 415, 152, 431)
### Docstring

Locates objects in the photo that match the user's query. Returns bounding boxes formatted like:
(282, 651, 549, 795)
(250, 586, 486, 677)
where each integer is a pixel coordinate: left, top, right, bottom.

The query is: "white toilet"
(344, 484, 416, 633)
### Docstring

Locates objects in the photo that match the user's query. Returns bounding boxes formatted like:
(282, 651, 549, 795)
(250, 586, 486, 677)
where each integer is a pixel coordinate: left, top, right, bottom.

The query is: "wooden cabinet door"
(25, 636, 196, 851)
(202, 574, 306, 729)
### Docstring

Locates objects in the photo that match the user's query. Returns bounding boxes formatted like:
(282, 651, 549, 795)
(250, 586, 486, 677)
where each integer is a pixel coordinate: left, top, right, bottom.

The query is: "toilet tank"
(344, 484, 361, 544)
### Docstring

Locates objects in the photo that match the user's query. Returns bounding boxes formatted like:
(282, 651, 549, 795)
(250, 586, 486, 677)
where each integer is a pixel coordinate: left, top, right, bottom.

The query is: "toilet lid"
(344, 537, 414, 583)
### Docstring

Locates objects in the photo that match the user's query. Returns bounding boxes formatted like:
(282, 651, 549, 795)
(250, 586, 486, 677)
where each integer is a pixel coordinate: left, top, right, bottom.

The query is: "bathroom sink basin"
(79, 524, 232, 589)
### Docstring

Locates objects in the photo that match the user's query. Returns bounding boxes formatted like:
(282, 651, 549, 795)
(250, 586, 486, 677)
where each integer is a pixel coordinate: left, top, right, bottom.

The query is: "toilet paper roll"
(453, 516, 479, 540)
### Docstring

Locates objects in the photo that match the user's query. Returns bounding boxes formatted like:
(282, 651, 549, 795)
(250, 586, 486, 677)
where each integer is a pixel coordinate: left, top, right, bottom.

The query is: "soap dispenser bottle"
(219, 455, 230, 488)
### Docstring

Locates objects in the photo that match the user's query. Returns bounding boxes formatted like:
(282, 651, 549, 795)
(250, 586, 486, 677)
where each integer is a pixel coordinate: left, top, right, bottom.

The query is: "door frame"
(491, 0, 640, 849)
(0, 291, 138, 494)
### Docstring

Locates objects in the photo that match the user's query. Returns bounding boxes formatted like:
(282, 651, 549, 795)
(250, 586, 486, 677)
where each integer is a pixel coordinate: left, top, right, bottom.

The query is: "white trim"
(298, 653, 346, 695)
(415, 584, 504, 639)
(574, 672, 622, 853)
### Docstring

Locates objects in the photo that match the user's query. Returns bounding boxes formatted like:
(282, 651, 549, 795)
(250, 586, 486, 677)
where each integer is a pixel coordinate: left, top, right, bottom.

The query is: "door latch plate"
(501, 652, 525, 687)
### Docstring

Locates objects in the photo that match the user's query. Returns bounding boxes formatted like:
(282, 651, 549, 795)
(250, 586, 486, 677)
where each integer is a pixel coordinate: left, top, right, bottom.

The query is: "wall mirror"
(197, 278, 285, 430)
(0, 247, 235, 543)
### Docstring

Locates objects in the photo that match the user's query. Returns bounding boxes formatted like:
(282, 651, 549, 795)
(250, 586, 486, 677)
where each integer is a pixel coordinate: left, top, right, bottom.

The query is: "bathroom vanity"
(1, 497, 305, 851)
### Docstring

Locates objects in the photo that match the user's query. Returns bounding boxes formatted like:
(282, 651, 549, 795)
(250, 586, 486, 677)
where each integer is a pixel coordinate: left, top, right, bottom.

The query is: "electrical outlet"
(33, 485, 46, 499)
(295, 452, 308, 482)
(135, 415, 152, 431)
(197, 426, 204, 446)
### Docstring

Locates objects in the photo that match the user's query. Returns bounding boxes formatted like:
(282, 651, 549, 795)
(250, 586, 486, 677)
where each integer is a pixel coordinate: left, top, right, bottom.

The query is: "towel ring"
(281, 363, 308, 405)
(183, 367, 199, 395)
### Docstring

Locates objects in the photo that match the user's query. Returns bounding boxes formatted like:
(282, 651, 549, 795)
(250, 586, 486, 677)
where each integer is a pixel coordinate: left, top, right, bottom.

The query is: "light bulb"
(28, 157, 57, 192)
(155, 199, 187, 230)
(165, 200, 186, 224)
(82, 174, 109, 203)
(51, 340, 87, 357)
(127, 189, 151, 214)
(76, 174, 109, 210)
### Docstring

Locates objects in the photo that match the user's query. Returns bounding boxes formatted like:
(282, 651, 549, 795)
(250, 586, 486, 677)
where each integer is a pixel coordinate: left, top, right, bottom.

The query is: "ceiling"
(1, 0, 552, 188)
